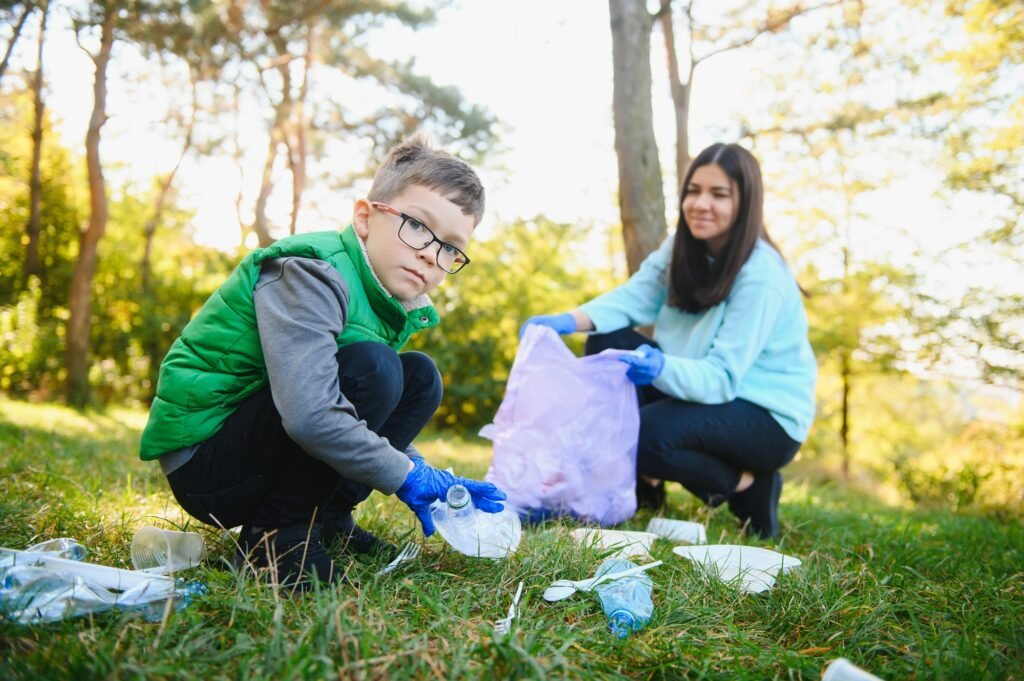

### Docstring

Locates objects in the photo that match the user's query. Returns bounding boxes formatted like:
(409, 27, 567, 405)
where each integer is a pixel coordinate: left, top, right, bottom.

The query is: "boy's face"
(353, 184, 476, 300)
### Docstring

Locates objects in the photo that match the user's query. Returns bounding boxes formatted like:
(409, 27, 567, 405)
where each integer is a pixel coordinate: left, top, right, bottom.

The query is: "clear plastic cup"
(822, 658, 883, 681)
(131, 526, 205, 574)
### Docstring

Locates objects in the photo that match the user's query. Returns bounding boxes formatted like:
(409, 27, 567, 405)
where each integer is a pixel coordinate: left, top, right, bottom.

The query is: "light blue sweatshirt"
(579, 234, 817, 442)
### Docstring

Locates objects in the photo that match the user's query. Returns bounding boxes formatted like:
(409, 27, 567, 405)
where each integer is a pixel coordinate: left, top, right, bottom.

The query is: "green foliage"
(892, 417, 1024, 518)
(406, 217, 620, 432)
(0, 88, 237, 405)
(86, 190, 238, 404)
(1, 399, 1022, 680)
(941, 0, 1024, 244)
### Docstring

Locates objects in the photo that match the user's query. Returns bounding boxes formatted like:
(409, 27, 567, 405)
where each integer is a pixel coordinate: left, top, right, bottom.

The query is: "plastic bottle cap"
(446, 484, 471, 509)
(608, 609, 637, 638)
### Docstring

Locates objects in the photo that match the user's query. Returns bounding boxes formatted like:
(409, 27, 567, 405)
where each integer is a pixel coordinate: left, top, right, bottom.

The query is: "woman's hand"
(518, 313, 576, 338)
(618, 344, 665, 385)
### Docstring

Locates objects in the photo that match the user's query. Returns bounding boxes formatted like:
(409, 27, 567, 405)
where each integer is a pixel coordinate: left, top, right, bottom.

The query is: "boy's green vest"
(139, 227, 439, 460)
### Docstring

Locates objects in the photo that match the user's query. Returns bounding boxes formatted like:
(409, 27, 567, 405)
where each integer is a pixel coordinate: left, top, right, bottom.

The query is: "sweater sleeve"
(253, 257, 412, 494)
(652, 272, 785, 403)
(578, 235, 672, 332)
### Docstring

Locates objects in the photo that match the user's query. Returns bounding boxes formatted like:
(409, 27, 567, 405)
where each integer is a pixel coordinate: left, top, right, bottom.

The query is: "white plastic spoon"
(542, 560, 663, 602)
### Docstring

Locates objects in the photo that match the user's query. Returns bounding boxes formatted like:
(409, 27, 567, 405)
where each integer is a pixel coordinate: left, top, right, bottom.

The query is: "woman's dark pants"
(585, 328, 801, 535)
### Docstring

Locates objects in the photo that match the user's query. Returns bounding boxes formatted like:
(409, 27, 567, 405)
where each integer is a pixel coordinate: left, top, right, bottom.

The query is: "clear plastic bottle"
(431, 484, 522, 559)
(24, 538, 87, 561)
(592, 558, 654, 638)
(446, 484, 478, 530)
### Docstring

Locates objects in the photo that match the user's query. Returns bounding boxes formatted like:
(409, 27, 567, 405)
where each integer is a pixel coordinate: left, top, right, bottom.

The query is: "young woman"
(523, 143, 816, 539)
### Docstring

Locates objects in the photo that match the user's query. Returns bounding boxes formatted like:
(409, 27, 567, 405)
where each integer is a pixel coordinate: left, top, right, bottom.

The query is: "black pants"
(166, 342, 442, 530)
(585, 329, 801, 506)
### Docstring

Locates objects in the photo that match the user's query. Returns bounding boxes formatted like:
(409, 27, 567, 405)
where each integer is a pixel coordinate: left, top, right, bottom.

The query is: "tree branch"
(695, 0, 845, 65)
(0, 2, 35, 82)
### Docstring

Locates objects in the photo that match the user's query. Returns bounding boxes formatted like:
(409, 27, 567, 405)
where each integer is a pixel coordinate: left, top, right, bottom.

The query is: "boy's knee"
(401, 351, 443, 406)
(337, 342, 403, 391)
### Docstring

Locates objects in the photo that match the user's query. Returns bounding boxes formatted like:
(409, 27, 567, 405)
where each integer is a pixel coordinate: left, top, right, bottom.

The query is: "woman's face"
(682, 163, 739, 255)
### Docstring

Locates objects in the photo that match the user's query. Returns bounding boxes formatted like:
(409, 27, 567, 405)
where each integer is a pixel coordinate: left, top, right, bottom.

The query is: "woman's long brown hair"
(668, 143, 789, 312)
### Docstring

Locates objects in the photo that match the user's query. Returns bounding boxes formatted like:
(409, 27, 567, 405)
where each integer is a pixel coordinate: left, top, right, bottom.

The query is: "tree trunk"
(609, 0, 667, 274)
(24, 0, 47, 283)
(252, 126, 279, 248)
(658, 0, 692, 188)
(0, 3, 33, 83)
(66, 7, 114, 407)
(142, 72, 197, 290)
(840, 349, 851, 480)
(287, 26, 313, 237)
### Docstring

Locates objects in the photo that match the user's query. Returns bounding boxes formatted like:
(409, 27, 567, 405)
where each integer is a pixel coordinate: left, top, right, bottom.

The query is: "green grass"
(1, 397, 1021, 680)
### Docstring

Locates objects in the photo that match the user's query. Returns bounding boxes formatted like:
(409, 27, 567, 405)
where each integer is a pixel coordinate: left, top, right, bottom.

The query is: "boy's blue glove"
(519, 313, 576, 339)
(618, 344, 665, 385)
(395, 457, 507, 536)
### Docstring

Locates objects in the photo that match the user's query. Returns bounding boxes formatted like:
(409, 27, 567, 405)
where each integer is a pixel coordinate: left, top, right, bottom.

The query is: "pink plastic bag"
(482, 325, 640, 526)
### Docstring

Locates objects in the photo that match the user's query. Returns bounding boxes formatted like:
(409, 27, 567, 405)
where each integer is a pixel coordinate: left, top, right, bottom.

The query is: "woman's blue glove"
(519, 313, 576, 339)
(618, 344, 665, 385)
(395, 457, 507, 536)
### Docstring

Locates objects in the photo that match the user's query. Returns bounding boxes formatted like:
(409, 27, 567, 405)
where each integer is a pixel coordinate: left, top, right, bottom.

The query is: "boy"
(139, 136, 506, 586)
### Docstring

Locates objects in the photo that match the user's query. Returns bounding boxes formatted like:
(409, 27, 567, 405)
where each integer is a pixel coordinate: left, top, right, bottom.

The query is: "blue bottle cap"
(607, 609, 637, 638)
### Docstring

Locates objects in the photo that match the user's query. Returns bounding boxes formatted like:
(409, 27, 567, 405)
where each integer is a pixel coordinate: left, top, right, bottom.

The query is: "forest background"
(0, 0, 1021, 518)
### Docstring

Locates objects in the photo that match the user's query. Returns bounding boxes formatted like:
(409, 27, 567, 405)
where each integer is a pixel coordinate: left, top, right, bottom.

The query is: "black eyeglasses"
(370, 201, 471, 274)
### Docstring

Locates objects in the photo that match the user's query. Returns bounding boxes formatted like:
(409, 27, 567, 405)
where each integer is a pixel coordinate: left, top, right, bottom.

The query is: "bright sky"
(9, 0, 1015, 287)
(23, 0, 760, 253)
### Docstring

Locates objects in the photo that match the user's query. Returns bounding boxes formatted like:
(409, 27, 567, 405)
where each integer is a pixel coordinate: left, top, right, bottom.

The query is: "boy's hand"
(519, 313, 576, 339)
(395, 457, 507, 536)
(618, 344, 665, 385)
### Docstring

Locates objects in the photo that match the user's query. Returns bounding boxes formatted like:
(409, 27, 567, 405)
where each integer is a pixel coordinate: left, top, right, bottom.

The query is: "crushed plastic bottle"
(25, 538, 87, 561)
(0, 541, 207, 624)
(431, 484, 522, 559)
(592, 558, 654, 638)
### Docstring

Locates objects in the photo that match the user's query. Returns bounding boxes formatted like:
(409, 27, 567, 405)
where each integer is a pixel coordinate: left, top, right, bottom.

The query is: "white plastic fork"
(494, 580, 525, 636)
(375, 541, 420, 576)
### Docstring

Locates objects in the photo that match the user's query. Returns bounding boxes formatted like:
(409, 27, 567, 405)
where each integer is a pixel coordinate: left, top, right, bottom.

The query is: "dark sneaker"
(727, 471, 783, 540)
(321, 513, 397, 560)
(236, 524, 340, 588)
(636, 478, 666, 511)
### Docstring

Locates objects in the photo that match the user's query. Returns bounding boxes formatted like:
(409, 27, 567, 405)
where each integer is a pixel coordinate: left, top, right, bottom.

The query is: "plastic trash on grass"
(672, 544, 801, 593)
(645, 518, 707, 544)
(431, 484, 522, 559)
(1, 535, 207, 625)
(592, 558, 654, 638)
(570, 528, 657, 560)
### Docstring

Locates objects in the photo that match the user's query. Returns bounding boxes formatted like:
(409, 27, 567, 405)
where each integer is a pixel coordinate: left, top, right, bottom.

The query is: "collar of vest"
(340, 226, 440, 332)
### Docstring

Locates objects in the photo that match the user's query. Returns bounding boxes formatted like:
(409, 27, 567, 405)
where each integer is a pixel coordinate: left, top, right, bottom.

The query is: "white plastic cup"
(822, 658, 884, 681)
(131, 526, 205, 574)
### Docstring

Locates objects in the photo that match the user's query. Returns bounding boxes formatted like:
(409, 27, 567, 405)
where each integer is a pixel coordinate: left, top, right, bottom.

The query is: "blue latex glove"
(518, 313, 576, 339)
(395, 457, 507, 536)
(618, 344, 665, 386)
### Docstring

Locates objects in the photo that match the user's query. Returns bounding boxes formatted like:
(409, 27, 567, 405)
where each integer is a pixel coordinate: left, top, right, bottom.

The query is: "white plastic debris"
(673, 544, 802, 593)
(645, 517, 707, 544)
(1, 540, 206, 624)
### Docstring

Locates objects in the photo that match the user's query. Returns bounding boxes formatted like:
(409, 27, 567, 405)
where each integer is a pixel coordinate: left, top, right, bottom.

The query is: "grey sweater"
(159, 256, 414, 494)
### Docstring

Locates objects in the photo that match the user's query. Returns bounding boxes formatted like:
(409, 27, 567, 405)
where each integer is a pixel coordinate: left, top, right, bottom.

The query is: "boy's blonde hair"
(368, 135, 485, 226)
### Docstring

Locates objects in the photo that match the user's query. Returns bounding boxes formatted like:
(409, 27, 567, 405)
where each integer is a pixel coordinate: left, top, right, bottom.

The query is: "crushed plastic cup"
(645, 518, 706, 544)
(822, 658, 884, 681)
(130, 527, 205, 574)
(570, 529, 657, 559)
